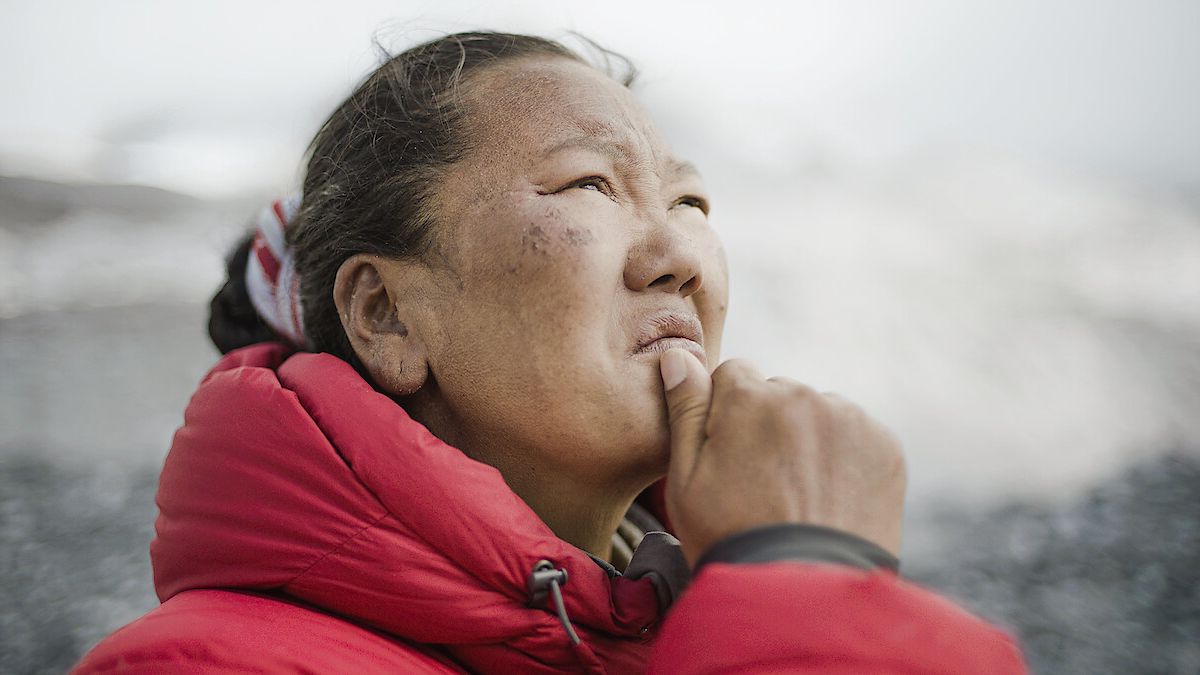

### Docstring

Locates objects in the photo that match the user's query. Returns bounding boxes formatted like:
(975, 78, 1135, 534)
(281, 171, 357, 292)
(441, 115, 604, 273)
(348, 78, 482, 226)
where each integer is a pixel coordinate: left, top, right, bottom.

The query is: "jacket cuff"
(694, 523, 900, 573)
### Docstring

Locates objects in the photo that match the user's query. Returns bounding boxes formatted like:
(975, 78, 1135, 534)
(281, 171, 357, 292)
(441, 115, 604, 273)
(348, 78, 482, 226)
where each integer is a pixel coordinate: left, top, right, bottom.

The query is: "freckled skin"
(384, 57, 729, 556)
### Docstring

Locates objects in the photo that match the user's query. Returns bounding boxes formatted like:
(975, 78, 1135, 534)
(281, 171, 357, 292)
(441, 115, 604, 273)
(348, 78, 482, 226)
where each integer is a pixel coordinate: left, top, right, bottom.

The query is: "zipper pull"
(527, 559, 581, 646)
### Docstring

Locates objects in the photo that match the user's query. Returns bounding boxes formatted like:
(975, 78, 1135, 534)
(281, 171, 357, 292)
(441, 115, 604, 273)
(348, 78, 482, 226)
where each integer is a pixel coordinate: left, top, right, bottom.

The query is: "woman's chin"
(612, 417, 672, 483)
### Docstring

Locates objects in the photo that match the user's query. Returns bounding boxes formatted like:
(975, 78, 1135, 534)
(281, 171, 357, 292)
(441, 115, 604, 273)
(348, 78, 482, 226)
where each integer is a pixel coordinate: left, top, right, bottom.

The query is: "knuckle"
(727, 378, 759, 401)
(775, 387, 818, 419)
(713, 359, 762, 384)
(711, 359, 738, 380)
(778, 379, 821, 408)
(783, 381, 818, 402)
(766, 375, 802, 388)
(713, 366, 763, 404)
(823, 391, 864, 415)
(821, 393, 877, 430)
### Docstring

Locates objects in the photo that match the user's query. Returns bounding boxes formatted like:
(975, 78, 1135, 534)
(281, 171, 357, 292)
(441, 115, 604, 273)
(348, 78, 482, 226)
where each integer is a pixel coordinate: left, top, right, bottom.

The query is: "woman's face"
(406, 56, 728, 490)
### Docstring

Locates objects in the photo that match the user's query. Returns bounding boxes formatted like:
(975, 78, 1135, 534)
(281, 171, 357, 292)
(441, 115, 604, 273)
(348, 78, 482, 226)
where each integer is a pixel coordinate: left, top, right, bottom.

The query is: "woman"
(75, 32, 1025, 673)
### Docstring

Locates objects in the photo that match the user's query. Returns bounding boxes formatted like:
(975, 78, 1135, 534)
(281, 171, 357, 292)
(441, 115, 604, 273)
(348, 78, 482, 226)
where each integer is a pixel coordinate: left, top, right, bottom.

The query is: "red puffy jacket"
(75, 344, 1026, 673)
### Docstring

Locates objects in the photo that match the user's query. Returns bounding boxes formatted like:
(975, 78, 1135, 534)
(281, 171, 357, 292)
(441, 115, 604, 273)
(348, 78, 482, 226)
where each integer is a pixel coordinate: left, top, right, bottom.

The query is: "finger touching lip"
(632, 310, 707, 365)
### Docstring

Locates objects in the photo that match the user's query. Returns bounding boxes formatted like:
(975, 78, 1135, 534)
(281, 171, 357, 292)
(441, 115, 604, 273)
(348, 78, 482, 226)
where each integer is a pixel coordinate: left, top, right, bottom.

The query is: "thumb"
(659, 348, 712, 478)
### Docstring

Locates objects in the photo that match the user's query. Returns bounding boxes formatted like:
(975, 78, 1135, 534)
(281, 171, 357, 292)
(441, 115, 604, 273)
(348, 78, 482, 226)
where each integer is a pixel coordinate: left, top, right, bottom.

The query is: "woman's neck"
(459, 429, 646, 560)
(403, 391, 650, 562)
(503, 468, 640, 561)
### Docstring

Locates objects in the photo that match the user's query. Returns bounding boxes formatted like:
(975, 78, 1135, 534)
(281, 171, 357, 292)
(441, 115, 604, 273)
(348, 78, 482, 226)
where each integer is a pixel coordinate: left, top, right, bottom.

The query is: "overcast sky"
(1, 0, 1198, 198)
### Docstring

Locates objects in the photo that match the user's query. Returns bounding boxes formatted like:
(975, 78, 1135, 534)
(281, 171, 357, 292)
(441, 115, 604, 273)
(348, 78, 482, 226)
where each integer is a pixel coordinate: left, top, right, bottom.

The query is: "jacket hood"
(151, 343, 671, 673)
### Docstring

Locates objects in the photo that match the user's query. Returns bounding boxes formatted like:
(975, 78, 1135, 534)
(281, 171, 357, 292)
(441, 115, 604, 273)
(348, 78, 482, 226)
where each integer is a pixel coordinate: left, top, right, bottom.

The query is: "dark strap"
(695, 523, 900, 573)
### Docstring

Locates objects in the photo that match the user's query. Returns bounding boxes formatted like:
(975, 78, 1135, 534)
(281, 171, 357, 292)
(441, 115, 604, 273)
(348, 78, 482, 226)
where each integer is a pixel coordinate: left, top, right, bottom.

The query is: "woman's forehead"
(464, 57, 671, 162)
(541, 132, 699, 181)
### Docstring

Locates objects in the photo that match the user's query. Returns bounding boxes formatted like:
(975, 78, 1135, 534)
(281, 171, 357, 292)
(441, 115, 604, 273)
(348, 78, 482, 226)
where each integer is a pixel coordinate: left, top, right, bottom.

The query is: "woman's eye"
(673, 195, 709, 213)
(571, 176, 611, 195)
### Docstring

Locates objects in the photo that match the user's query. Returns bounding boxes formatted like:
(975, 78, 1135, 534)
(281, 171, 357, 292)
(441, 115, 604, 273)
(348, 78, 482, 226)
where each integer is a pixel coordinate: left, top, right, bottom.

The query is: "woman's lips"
(633, 312, 707, 365)
(637, 336, 704, 352)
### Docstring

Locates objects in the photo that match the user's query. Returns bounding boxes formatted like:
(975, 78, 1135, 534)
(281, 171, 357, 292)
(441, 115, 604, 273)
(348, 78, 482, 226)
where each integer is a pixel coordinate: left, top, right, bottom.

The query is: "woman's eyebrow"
(542, 135, 633, 162)
(542, 136, 700, 179)
(669, 159, 701, 179)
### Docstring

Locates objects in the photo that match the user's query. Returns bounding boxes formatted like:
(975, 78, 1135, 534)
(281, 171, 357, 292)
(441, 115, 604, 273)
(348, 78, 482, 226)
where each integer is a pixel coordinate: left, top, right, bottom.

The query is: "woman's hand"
(659, 349, 907, 567)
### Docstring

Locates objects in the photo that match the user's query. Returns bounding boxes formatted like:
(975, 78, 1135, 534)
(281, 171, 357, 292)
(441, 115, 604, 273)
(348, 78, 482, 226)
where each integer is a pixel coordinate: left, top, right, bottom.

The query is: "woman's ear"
(333, 254, 430, 396)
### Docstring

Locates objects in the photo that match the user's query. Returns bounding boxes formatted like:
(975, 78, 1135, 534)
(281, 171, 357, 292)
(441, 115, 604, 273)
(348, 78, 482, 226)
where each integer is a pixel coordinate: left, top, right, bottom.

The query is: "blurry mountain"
(0, 174, 258, 319)
(0, 175, 202, 227)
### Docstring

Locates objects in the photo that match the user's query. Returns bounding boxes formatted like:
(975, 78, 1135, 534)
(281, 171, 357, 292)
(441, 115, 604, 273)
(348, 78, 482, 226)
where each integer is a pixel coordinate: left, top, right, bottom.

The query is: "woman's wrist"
(694, 522, 901, 573)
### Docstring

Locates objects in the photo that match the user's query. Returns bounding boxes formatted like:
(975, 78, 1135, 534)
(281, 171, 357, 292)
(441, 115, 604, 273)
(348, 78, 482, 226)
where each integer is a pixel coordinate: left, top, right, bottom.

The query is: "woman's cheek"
(502, 209, 610, 286)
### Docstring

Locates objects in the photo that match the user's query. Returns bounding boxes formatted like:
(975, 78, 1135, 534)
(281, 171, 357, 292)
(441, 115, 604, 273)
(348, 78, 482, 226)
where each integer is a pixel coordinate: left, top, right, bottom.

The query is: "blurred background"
(1, 1, 1198, 672)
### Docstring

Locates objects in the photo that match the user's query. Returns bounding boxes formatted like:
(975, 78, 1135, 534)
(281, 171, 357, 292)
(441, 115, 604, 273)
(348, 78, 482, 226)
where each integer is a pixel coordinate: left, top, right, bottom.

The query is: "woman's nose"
(623, 215, 704, 298)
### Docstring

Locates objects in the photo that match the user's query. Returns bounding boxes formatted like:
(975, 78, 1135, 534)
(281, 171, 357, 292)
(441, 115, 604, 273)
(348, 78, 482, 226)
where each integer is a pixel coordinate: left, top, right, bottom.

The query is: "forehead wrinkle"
(543, 129, 693, 184)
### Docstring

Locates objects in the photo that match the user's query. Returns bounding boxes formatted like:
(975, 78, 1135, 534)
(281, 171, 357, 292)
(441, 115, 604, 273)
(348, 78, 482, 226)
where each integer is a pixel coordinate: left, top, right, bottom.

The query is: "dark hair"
(208, 31, 635, 374)
(208, 234, 276, 353)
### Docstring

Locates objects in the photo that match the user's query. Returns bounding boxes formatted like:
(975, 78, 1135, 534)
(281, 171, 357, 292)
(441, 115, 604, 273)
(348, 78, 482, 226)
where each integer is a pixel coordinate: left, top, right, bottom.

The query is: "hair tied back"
(245, 194, 306, 348)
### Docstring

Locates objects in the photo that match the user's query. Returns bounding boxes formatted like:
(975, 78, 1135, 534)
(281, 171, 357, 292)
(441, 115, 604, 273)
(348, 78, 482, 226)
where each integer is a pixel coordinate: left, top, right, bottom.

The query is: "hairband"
(245, 194, 306, 347)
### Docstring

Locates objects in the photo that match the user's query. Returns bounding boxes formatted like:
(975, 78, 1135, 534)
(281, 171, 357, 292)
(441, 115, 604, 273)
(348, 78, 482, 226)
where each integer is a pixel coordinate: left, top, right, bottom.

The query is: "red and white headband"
(245, 194, 306, 347)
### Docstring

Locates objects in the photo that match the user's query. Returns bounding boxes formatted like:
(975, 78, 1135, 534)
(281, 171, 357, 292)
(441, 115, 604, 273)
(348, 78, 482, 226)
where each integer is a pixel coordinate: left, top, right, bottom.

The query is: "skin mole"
(561, 226, 596, 247)
(519, 222, 596, 260)
(522, 223, 551, 254)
